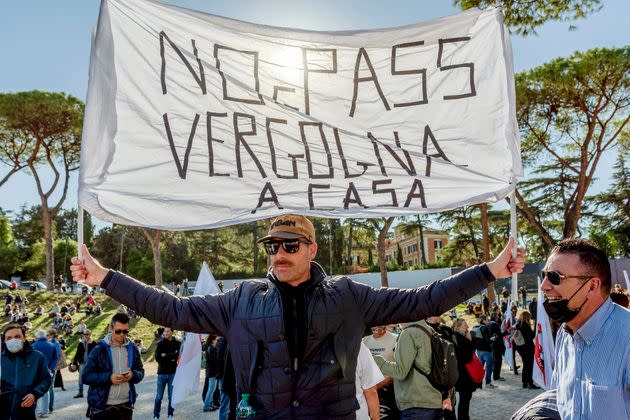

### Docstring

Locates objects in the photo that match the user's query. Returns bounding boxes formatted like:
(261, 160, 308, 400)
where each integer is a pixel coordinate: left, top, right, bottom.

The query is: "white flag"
(623, 270, 630, 291)
(172, 262, 220, 406)
(502, 298, 515, 372)
(532, 276, 555, 389)
(79, 0, 522, 230)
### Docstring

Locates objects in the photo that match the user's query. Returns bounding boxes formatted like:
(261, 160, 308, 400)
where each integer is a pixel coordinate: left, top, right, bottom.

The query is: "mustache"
(273, 259, 294, 267)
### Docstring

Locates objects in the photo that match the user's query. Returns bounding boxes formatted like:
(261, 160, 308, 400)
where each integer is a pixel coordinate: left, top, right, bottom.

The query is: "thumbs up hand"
(70, 244, 109, 286)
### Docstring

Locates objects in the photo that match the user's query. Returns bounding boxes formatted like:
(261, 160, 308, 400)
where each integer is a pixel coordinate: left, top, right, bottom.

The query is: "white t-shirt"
(356, 342, 385, 420)
(362, 332, 398, 362)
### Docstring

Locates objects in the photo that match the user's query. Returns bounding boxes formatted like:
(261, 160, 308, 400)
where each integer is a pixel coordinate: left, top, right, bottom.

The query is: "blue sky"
(0, 0, 627, 226)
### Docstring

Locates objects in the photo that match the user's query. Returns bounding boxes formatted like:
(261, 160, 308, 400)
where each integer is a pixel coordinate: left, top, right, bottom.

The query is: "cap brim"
(256, 231, 303, 243)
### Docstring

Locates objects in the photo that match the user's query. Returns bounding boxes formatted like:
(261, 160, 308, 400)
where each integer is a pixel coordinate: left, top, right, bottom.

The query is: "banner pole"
(78, 206, 84, 260)
(510, 186, 518, 304)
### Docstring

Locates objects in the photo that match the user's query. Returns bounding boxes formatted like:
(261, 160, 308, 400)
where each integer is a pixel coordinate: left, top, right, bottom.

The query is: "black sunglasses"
(263, 239, 308, 256)
(114, 329, 129, 335)
(542, 270, 593, 286)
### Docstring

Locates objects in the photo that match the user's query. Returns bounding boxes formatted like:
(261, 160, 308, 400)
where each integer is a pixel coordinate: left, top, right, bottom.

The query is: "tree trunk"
(252, 223, 259, 275)
(346, 221, 354, 266)
(375, 217, 395, 287)
(42, 206, 55, 290)
(142, 229, 163, 287)
(480, 203, 495, 303)
(417, 214, 426, 266)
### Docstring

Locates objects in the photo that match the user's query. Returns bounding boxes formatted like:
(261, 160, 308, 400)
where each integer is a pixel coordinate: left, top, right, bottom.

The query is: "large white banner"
(80, 0, 522, 229)
(532, 276, 555, 390)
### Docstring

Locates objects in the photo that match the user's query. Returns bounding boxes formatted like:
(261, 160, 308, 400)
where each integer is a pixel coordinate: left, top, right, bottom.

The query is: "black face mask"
(543, 279, 591, 324)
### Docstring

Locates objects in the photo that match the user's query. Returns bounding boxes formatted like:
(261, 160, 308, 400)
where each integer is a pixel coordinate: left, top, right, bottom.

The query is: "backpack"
(471, 325, 491, 350)
(407, 324, 459, 392)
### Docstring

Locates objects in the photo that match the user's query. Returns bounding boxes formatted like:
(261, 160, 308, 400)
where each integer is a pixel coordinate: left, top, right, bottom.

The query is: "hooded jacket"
(102, 261, 494, 419)
(81, 333, 144, 411)
(0, 340, 52, 419)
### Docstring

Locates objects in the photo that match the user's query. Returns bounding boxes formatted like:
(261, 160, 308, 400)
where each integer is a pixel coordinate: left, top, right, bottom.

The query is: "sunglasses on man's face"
(542, 270, 593, 286)
(114, 329, 129, 335)
(263, 239, 308, 256)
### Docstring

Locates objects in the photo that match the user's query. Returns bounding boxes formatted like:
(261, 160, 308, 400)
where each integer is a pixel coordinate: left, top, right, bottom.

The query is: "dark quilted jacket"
(81, 336, 145, 411)
(103, 262, 493, 419)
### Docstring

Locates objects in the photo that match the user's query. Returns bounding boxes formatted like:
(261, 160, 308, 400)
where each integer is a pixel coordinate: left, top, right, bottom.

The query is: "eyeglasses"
(114, 329, 129, 335)
(262, 239, 308, 256)
(542, 270, 594, 286)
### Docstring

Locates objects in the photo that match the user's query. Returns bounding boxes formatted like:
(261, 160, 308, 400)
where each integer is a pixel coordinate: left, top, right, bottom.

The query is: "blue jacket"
(32, 338, 58, 372)
(0, 341, 52, 419)
(103, 262, 494, 419)
(81, 335, 144, 411)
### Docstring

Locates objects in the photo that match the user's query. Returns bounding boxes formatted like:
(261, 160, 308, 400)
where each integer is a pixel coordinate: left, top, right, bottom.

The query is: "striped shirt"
(551, 298, 630, 419)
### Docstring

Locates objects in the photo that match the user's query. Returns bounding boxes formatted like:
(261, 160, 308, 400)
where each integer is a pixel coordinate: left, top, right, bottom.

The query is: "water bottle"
(236, 393, 256, 418)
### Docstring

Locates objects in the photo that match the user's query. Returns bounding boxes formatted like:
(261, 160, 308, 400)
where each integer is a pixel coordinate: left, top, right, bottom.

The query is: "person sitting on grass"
(34, 305, 44, 317)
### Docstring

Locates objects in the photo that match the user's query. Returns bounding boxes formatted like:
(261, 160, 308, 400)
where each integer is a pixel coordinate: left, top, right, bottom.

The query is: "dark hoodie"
(0, 340, 52, 419)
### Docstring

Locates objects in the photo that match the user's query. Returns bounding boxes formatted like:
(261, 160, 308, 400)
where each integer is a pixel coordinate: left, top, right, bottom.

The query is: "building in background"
(384, 227, 449, 267)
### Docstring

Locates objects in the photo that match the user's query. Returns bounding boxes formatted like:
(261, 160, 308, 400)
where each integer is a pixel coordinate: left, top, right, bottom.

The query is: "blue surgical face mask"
(5, 338, 23, 353)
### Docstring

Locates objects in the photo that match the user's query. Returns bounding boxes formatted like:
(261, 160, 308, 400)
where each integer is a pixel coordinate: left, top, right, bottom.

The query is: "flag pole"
(510, 186, 518, 303)
(78, 206, 84, 260)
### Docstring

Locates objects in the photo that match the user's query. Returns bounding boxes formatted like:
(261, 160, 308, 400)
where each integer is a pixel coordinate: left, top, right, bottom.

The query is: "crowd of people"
(2, 214, 629, 419)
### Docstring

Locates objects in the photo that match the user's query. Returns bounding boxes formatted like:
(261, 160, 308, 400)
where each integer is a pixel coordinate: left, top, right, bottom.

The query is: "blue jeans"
(218, 379, 231, 420)
(153, 373, 175, 418)
(477, 350, 493, 384)
(78, 363, 85, 394)
(203, 376, 218, 410)
(400, 408, 443, 419)
(49, 370, 57, 411)
(37, 370, 53, 415)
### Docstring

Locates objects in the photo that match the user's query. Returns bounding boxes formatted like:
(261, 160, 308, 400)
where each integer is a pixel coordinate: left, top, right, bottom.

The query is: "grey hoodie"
(104, 333, 131, 405)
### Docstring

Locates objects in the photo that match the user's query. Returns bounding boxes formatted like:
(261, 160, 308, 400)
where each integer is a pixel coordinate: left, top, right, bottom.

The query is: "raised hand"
(70, 244, 109, 287)
(486, 237, 526, 280)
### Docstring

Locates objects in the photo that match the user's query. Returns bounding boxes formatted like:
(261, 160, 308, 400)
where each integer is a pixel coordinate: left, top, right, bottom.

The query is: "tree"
(437, 206, 481, 265)
(0, 91, 83, 289)
(0, 212, 18, 278)
(455, 0, 603, 35)
(0, 126, 32, 187)
(515, 47, 629, 248)
(398, 215, 429, 266)
(591, 144, 630, 257)
(370, 217, 395, 287)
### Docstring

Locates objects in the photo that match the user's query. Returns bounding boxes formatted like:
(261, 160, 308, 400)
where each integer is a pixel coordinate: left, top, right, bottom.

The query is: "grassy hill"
(3, 290, 161, 362)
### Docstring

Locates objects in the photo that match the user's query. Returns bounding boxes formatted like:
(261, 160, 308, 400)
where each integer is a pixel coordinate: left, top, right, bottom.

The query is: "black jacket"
(487, 320, 505, 353)
(73, 340, 97, 365)
(452, 332, 481, 393)
(155, 338, 181, 375)
(102, 262, 494, 419)
(515, 321, 535, 350)
(203, 342, 218, 378)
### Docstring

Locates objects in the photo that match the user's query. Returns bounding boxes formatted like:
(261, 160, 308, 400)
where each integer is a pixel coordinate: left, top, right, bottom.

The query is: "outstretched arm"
(355, 238, 525, 326)
(71, 245, 233, 335)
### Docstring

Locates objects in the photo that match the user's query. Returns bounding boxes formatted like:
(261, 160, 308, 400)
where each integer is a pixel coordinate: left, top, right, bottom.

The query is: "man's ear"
(309, 242, 318, 260)
(589, 277, 604, 296)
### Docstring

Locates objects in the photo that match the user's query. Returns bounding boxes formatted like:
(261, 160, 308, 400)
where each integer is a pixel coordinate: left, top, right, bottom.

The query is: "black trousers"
(457, 389, 473, 420)
(516, 346, 534, 385)
(492, 350, 503, 380)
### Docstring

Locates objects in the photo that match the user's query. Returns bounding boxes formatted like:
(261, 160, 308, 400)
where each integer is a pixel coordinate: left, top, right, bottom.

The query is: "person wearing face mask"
(0, 324, 53, 420)
(536, 238, 630, 419)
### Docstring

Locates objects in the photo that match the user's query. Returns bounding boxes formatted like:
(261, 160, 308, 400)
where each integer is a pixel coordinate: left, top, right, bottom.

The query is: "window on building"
(412, 244, 418, 252)
(434, 240, 442, 250)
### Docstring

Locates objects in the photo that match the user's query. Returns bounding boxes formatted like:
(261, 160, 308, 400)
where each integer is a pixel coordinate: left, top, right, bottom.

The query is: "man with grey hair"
(72, 328, 97, 398)
(32, 329, 58, 418)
